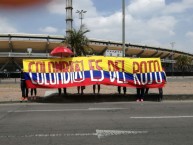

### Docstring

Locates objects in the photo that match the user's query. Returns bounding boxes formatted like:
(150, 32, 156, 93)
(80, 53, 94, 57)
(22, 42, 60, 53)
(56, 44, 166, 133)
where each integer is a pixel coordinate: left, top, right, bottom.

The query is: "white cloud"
(85, 0, 176, 44)
(0, 17, 18, 33)
(128, 0, 165, 17)
(163, 0, 193, 14)
(186, 31, 193, 38)
(147, 16, 176, 35)
(39, 26, 58, 33)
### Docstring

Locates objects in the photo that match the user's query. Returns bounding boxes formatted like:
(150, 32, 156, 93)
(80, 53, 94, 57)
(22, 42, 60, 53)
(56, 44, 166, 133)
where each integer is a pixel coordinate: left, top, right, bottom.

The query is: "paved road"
(0, 101, 193, 145)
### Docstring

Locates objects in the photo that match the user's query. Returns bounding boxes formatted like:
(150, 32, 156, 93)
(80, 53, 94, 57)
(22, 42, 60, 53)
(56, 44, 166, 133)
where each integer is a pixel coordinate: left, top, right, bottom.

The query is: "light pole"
(122, 0, 125, 57)
(170, 42, 175, 76)
(76, 10, 87, 29)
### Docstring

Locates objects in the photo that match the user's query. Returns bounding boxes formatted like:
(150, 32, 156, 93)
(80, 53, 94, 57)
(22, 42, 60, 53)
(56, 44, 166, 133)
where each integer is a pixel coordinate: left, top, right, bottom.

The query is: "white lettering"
(37, 73, 44, 85)
(44, 73, 49, 85)
(141, 73, 148, 85)
(109, 71, 116, 82)
(90, 70, 104, 82)
(155, 72, 162, 84)
(29, 72, 37, 84)
(74, 71, 85, 82)
(133, 73, 141, 85)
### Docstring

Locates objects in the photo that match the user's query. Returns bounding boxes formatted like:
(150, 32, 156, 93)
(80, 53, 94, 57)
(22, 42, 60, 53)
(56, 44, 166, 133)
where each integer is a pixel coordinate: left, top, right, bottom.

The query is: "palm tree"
(65, 25, 93, 56)
(176, 55, 192, 76)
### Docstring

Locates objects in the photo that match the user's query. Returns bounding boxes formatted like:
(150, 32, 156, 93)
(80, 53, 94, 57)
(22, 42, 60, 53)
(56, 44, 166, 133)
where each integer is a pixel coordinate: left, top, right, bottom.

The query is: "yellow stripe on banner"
(23, 56, 162, 74)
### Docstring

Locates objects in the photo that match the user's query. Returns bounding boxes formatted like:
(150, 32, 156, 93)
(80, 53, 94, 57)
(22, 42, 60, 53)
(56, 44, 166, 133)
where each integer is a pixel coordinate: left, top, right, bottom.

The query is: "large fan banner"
(23, 56, 166, 88)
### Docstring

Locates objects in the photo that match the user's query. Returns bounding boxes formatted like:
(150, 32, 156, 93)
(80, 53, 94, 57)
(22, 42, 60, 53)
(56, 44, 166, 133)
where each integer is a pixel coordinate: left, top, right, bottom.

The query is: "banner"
(23, 56, 166, 88)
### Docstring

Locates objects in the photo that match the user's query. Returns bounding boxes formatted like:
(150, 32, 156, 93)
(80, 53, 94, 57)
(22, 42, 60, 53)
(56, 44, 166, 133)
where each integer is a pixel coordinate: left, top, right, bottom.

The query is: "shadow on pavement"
(32, 93, 164, 103)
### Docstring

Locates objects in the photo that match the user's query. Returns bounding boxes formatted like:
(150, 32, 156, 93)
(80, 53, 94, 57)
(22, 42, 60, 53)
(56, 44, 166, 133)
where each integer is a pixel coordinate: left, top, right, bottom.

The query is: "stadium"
(0, 33, 193, 78)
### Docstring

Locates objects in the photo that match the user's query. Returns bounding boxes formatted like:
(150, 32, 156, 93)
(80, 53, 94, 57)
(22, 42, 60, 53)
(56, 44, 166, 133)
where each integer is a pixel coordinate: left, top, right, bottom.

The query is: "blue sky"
(0, 0, 193, 54)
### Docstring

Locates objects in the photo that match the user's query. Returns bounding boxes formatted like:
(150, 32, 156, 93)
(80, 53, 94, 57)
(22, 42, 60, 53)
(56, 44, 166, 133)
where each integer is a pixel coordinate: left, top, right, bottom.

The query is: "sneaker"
(136, 99, 140, 102)
(24, 98, 28, 101)
(141, 99, 144, 102)
(20, 97, 25, 102)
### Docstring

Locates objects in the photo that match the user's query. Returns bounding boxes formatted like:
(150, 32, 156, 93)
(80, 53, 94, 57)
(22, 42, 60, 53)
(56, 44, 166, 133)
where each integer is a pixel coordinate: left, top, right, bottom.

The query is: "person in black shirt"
(20, 70, 28, 102)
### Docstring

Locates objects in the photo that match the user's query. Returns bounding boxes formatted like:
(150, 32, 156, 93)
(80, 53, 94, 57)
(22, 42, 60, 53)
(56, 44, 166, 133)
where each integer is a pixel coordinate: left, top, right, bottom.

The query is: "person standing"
(93, 84, 100, 94)
(136, 88, 145, 102)
(58, 88, 62, 96)
(31, 88, 37, 100)
(20, 70, 28, 102)
(118, 86, 126, 95)
(77, 86, 85, 95)
(63, 88, 67, 95)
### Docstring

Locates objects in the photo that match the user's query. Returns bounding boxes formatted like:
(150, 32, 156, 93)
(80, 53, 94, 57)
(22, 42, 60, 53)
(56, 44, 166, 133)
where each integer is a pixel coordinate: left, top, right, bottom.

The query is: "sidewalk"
(0, 77, 193, 103)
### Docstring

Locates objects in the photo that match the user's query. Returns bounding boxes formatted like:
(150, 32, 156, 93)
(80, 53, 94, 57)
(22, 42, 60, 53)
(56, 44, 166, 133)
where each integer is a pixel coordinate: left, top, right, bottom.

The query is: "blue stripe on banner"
(24, 71, 166, 83)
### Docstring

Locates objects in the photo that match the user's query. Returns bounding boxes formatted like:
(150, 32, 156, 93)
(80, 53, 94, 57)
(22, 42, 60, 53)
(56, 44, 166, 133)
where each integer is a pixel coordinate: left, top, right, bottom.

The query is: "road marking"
(95, 129, 148, 139)
(8, 108, 126, 113)
(130, 115, 193, 119)
(0, 129, 148, 139)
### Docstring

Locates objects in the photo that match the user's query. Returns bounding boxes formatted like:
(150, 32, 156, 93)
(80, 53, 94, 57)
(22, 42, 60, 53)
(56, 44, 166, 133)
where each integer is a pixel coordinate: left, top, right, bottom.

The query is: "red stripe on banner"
(26, 78, 166, 89)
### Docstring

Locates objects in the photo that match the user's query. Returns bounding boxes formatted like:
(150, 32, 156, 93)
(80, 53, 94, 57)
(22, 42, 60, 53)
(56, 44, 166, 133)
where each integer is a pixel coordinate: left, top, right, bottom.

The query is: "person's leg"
(118, 86, 121, 94)
(58, 88, 61, 96)
(145, 88, 149, 95)
(158, 88, 163, 102)
(20, 81, 25, 100)
(81, 86, 85, 95)
(93, 85, 96, 94)
(34, 88, 37, 96)
(63, 88, 67, 94)
(81, 87, 83, 95)
(136, 88, 140, 101)
(98, 85, 100, 94)
(123, 87, 126, 95)
(140, 88, 145, 101)
(25, 88, 29, 101)
(31, 89, 33, 96)
(21, 87, 25, 101)
(77, 86, 80, 94)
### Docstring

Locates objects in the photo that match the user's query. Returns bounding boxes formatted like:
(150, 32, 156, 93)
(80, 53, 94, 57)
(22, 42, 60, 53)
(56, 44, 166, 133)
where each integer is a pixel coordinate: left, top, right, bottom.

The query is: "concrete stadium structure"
(0, 33, 193, 77)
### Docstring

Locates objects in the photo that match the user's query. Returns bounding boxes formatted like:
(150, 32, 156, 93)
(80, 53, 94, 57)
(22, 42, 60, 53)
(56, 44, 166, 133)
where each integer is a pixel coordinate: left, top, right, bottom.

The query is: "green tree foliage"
(65, 25, 93, 56)
(176, 55, 192, 73)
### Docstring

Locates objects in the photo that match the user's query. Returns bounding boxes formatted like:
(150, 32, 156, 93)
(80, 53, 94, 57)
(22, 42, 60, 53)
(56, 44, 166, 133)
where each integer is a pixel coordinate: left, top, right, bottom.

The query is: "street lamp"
(170, 42, 175, 76)
(76, 10, 87, 29)
(122, 0, 125, 57)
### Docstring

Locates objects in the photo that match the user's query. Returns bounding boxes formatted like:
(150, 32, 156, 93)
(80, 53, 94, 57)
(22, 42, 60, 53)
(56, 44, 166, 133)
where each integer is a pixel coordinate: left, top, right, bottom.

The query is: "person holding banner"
(77, 86, 85, 95)
(58, 88, 62, 96)
(118, 86, 127, 95)
(63, 88, 67, 95)
(136, 88, 145, 102)
(30, 88, 37, 100)
(93, 84, 100, 94)
(20, 69, 28, 102)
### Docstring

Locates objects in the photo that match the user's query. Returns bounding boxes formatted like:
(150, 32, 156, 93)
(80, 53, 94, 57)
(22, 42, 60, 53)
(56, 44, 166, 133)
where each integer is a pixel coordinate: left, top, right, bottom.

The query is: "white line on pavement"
(0, 129, 148, 139)
(130, 115, 193, 119)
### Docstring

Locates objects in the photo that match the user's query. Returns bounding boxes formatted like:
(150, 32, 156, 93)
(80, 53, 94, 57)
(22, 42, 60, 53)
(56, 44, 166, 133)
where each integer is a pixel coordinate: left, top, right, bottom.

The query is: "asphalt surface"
(0, 101, 193, 145)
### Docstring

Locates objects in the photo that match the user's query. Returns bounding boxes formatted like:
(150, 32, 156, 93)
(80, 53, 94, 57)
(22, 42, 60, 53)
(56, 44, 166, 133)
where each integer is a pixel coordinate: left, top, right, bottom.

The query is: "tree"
(65, 25, 93, 56)
(176, 55, 192, 75)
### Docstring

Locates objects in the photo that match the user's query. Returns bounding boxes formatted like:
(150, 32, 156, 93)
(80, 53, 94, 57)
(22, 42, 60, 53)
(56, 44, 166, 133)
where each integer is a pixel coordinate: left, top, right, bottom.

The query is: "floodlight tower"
(66, 0, 73, 37)
(76, 10, 87, 30)
(122, 0, 125, 57)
